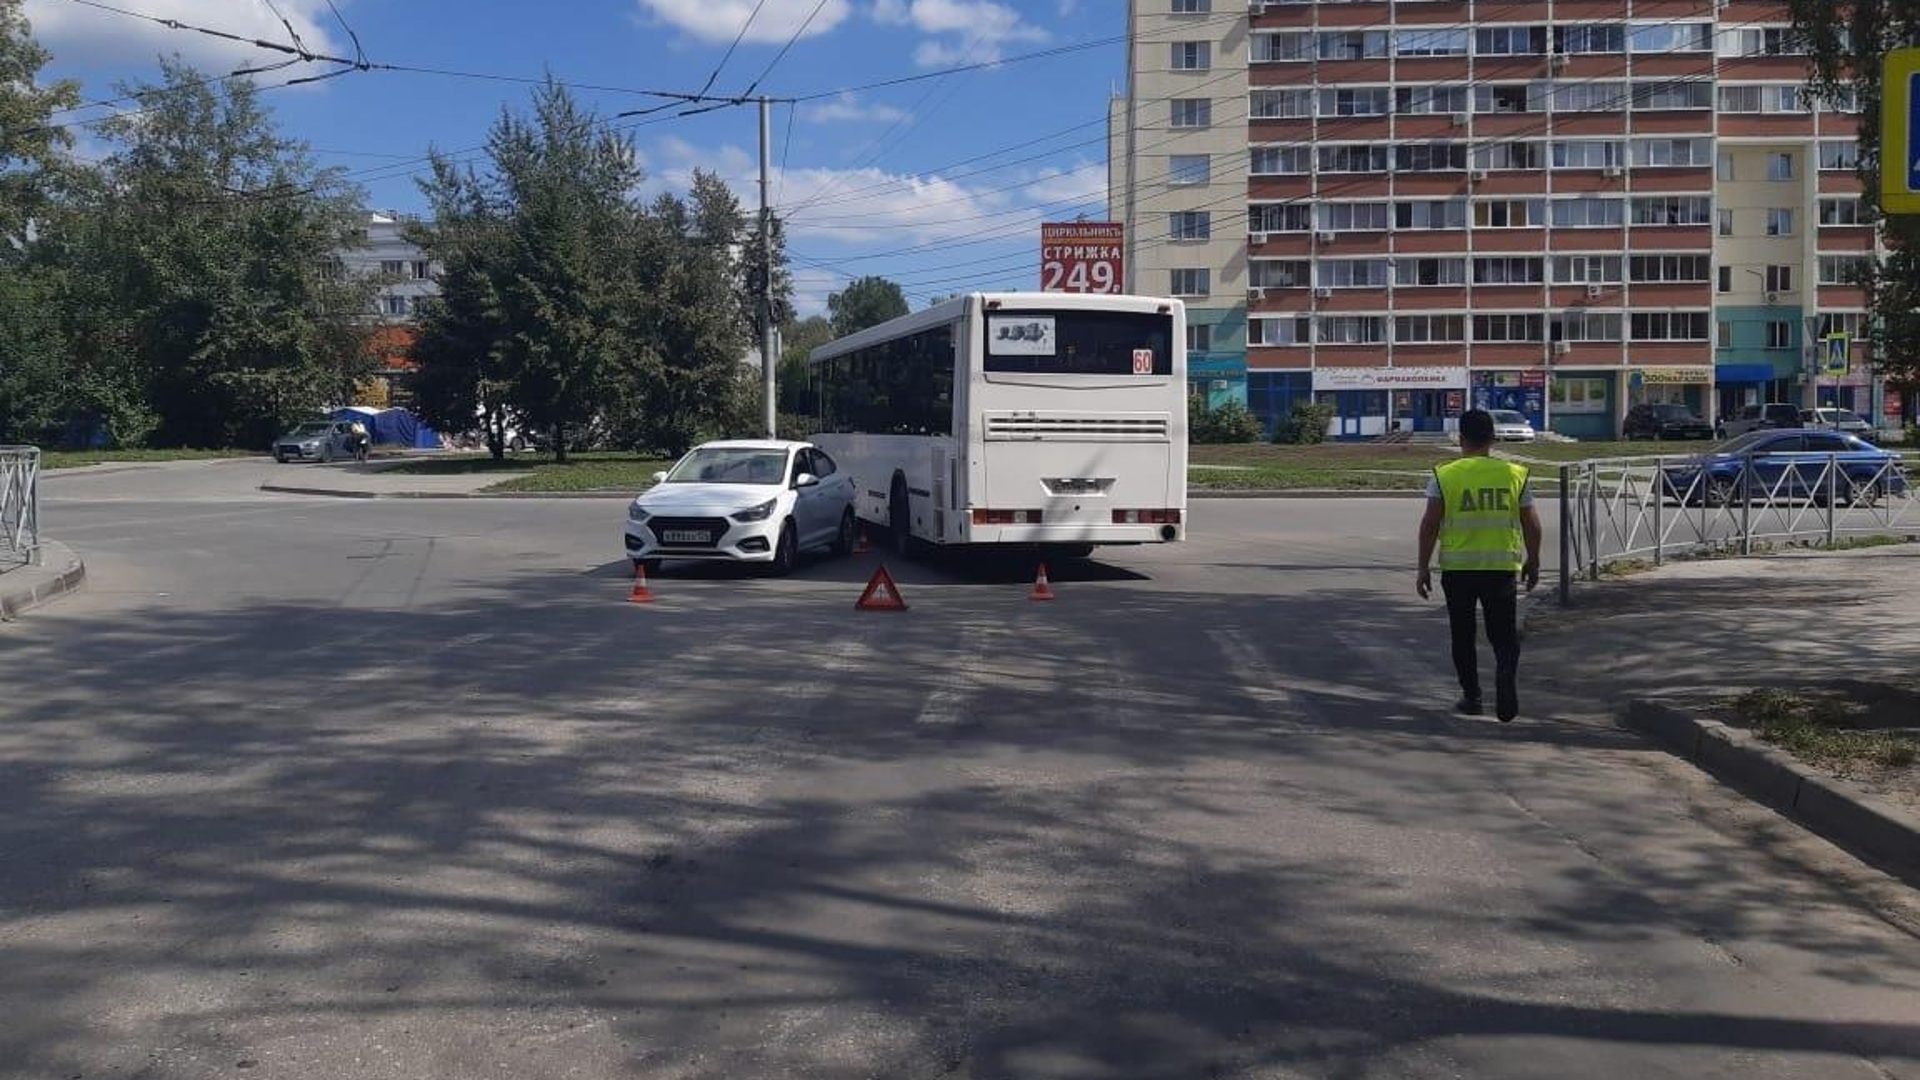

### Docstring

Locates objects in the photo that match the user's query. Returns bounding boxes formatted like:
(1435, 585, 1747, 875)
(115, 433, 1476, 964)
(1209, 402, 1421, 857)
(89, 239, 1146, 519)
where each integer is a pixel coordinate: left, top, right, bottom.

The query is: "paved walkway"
(255, 457, 546, 498)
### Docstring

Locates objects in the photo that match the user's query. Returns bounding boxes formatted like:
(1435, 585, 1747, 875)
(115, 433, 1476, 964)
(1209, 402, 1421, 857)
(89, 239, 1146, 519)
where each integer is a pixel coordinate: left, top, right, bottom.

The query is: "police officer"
(1415, 408, 1543, 722)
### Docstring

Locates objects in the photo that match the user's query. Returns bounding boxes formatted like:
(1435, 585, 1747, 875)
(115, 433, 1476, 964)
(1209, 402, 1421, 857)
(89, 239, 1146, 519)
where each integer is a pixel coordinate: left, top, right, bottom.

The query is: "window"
(816, 321, 956, 434)
(1629, 22, 1712, 52)
(380, 260, 405, 276)
(1170, 268, 1210, 296)
(1473, 141, 1544, 171)
(383, 295, 409, 316)
(1394, 315, 1466, 343)
(1317, 202, 1391, 231)
(1556, 24, 1624, 53)
(1250, 146, 1312, 175)
(1474, 85, 1538, 114)
(1395, 28, 1469, 56)
(1630, 138, 1712, 167)
(1249, 259, 1312, 287)
(1552, 82, 1628, 112)
(1718, 85, 1807, 113)
(1818, 312, 1868, 338)
(1250, 203, 1314, 231)
(1820, 140, 1860, 171)
(1554, 311, 1623, 341)
(1168, 154, 1210, 185)
(1317, 316, 1387, 344)
(1766, 208, 1795, 235)
(1718, 27, 1798, 57)
(1320, 87, 1390, 116)
(1394, 258, 1467, 285)
(1169, 211, 1211, 240)
(1474, 199, 1543, 228)
(1171, 0, 1208, 11)
(1629, 254, 1711, 282)
(1552, 255, 1622, 283)
(1318, 31, 1389, 60)
(1553, 140, 1625, 168)
(1717, 266, 1732, 292)
(1473, 314, 1544, 341)
(1717, 152, 1735, 181)
(1765, 321, 1793, 348)
(1187, 324, 1212, 353)
(1397, 142, 1471, 171)
(1320, 145, 1392, 172)
(1551, 376, 1611, 413)
(1170, 98, 1212, 127)
(1819, 198, 1865, 225)
(1396, 200, 1468, 229)
(1475, 26, 1547, 55)
(412, 260, 431, 280)
(1764, 264, 1794, 292)
(1824, 88, 1860, 113)
(1251, 89, 1314, 118)
(1631, 196, 1713, 226)
(1473, 257, 1544, 284)
(1396, 85, 1470, 114)
(1631, 81, 1712, 110)
(1252, 32, 1312, 62)
(1767, 153, 1795, 180)
(1171, 41, 1210, 69)
(1718, 208, 1735, 236)
(1819, 255, 1872, 285)
(1249, 316, 1311, 346)
(1717, 320, 1733, 347)
(1629, 312, 1710, 340)
(1318, 259, 1391, 288)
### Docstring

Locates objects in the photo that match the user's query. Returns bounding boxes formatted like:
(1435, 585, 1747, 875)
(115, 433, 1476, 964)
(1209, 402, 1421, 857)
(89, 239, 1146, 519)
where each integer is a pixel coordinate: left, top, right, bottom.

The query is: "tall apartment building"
(339, 212, 441, 406)
(1112, 0, 1885, 438)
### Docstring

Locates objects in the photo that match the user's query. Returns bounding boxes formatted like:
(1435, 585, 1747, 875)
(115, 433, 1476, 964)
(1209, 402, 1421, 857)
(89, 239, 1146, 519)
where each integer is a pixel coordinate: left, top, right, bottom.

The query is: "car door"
(810, 449, 852, 540)
(788, 449, 827, 547)
(1802, 431, 1862, 493)
(1746, 432, 1803, 497)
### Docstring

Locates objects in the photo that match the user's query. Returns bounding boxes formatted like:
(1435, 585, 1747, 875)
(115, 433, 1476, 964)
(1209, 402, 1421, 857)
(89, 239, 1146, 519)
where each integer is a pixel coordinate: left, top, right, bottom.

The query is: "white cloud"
(25, 0, 343, 71)
(798, 92, 910, 124)
(635, 0, 853, 44)
(871, 0, 1050, 67)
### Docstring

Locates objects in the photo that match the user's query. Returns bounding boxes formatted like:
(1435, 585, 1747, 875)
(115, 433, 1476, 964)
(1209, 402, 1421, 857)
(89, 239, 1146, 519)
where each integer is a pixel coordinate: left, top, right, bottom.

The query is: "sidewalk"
(256, 459, 588, 499)
(0, 541, 86, 620)
(1526, 546, 1920, 882)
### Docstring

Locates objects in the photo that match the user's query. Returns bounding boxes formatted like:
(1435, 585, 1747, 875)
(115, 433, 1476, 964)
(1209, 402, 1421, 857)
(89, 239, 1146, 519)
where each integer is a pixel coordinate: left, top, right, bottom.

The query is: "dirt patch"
(1701, 683, 1920, 813)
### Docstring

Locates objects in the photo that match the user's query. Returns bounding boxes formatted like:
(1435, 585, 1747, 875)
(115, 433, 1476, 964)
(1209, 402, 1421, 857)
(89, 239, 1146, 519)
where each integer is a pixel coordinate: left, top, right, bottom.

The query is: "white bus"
(807, 292, 1187, 557)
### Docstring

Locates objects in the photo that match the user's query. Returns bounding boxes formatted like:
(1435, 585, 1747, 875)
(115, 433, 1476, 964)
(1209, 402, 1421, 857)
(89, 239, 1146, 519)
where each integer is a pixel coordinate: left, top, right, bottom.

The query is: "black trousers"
(1440, 570, 1519, 700)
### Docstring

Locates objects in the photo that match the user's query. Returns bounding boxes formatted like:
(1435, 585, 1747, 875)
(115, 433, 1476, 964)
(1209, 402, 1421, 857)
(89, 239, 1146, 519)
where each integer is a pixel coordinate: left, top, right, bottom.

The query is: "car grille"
(647, 517, 728, 548)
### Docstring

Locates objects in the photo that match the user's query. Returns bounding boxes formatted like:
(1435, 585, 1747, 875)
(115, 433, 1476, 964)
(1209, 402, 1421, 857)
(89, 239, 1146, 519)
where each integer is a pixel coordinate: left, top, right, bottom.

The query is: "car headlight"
(301, 441, 319, 449)
(628, 502, 651, 523)
(731, 498, 778, 523)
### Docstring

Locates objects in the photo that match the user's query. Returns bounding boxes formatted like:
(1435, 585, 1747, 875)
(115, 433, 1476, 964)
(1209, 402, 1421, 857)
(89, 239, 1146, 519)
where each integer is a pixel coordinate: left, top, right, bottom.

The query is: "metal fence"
(1, 446, 42, 569)
(1557, 449, 1918, 604)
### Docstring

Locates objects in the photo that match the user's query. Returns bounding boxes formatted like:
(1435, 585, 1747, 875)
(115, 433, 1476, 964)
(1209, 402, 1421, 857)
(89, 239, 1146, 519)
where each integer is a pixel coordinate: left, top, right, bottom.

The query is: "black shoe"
(1495, 674, 1518, 723)
(1454, 696, 1483, 716)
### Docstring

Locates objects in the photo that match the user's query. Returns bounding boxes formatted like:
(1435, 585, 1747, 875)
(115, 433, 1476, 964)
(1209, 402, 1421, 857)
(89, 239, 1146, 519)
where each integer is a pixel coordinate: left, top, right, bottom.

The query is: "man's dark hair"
(1459, 409, 1495, 447)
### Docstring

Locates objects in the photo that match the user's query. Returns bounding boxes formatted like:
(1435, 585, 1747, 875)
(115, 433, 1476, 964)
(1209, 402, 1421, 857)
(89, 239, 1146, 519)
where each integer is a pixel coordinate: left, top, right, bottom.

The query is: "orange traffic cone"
(628, 562, 654, 603)
(855, 564, 908, 611)
(1029, 562, 1055, 601)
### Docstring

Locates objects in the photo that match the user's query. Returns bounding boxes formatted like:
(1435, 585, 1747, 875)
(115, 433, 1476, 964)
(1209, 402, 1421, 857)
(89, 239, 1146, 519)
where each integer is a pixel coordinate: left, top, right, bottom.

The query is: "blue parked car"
(1661, 429, 1909, 507)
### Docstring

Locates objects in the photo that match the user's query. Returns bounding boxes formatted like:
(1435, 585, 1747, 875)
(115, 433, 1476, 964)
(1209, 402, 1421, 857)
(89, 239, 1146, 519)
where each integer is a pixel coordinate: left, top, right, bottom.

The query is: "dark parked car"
(1661, 429, 1909, 506)
(1623, 403, 1714, 441)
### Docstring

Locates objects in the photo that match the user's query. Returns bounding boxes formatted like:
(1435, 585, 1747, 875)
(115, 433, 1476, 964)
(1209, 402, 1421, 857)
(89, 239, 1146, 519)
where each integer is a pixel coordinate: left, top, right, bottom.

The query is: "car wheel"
(831, 509, 856, 558)
(771, 521, 798, 576)
(509, 435, 527, 453)
(1706, 475, 1741, 508)
(889, 476, 913, 557)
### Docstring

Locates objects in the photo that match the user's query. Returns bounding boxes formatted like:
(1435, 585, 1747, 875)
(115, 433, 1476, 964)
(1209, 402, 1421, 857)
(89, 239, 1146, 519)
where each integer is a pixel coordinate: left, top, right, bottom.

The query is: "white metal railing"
(1558, 449, 1918, 604)
(1, 445, 42, 568)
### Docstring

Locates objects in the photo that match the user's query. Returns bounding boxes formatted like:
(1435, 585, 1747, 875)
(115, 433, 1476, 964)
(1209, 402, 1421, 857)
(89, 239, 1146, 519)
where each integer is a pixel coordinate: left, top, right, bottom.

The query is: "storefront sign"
(1634, 366, 1715, 385)
(1040, 222, 1123, 294)
(1888, 390, 1905, 418)
(1312, 366, 1468, 391)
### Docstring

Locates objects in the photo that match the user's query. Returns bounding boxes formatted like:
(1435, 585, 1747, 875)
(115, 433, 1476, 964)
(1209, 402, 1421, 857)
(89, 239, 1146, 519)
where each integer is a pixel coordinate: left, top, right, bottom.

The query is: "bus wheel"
(889, 477, 913, 557)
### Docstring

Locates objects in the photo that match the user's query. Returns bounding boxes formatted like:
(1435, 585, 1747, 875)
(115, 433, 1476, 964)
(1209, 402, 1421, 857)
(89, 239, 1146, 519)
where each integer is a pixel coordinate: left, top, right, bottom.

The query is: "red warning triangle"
(855, 564, 908, 611)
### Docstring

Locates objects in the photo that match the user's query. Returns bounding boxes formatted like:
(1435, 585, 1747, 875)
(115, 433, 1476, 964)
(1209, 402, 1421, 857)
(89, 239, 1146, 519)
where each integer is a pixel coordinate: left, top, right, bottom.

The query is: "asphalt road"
(3, 459, 1918, 1079)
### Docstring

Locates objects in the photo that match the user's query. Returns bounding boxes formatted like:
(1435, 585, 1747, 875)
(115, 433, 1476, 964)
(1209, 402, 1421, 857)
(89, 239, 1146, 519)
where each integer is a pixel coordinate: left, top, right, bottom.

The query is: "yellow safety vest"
(1434, 456, 1528, 572)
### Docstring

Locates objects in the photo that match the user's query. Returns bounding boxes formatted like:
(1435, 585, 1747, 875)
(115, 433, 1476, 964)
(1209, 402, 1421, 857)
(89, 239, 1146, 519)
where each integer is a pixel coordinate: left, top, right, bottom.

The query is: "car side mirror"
(651, 471, 667, 484)
(794, 472, 819, 488)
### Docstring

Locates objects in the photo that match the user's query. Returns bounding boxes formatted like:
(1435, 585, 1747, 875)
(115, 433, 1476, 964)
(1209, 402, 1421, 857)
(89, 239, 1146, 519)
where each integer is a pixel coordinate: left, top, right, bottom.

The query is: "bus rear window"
(982, 311, 1173, 375)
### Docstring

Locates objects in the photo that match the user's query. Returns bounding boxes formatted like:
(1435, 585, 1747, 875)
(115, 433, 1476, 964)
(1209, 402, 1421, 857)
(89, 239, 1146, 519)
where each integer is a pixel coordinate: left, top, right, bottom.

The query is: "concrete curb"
(0, 541, 86, 621)
(1622, 699, 1920, 889)
(259, 484, 630, 500)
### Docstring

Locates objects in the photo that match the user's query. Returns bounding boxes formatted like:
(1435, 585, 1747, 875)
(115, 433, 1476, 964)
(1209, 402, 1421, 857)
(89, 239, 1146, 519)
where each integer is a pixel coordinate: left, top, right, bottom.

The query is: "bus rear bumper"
(964, 523, 1181, 545)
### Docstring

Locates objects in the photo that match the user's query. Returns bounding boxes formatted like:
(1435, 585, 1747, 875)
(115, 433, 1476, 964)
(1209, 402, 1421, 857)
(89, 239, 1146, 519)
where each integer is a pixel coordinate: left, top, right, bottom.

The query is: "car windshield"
(1819, 409, 1864, 423)
(1715, 430, 1791, 453)
(663, 447, 789, 485)
(289, 423, 331, 436)
(1491, 411, 1527, 424)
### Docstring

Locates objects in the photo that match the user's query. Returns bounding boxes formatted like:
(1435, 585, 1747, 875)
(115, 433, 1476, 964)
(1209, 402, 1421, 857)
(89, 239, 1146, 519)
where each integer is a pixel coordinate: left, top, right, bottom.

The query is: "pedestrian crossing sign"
(1823, 333, 1850, 376)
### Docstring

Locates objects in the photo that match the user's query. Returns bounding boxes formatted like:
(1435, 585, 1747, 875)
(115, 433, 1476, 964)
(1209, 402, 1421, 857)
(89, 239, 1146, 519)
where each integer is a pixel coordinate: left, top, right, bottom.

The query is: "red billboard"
(1040, 222, 1124, 294)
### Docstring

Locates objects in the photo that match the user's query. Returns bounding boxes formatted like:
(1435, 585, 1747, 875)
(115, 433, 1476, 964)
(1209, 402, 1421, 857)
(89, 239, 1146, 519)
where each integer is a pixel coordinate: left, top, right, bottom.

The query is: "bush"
(1272, 401, 1337, 445)
(1188, 392, 1263, 444)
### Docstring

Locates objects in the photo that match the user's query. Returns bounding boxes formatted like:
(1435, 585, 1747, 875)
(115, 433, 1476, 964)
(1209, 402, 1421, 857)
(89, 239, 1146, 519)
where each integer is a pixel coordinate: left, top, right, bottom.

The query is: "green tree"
(1778, 5, 1920, 387)
(827, 275, 908, 337)
(407, 165, 513, 457)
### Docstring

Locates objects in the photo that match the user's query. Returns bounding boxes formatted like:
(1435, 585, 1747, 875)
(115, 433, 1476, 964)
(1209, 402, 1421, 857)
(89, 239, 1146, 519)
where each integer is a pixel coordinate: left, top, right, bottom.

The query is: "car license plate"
(661, 529, 709, 544)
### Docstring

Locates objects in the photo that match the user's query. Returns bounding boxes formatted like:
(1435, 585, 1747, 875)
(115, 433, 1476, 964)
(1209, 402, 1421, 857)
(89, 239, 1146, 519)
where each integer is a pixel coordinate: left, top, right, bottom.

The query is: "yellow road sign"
(1882, 48, 1920, 213)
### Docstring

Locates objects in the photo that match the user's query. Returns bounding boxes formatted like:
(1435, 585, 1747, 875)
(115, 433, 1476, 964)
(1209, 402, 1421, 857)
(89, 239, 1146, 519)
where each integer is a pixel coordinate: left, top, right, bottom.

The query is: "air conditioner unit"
(1554, 340, 1573, 355)
(1766, 291, 1780, 304)
(1470, 169, 1489, 182)
(1314, 286, 1335, 299)
(1451, 113, 1470, 128)
(1249, 231, 1269, 244)
(1315, 230, 1337, 244)
(1549, 52, 1569, 69)
(1586, 283, 1603, 299)
(1602, 165, 1623, 178)
(1249, 287, 1266, 300)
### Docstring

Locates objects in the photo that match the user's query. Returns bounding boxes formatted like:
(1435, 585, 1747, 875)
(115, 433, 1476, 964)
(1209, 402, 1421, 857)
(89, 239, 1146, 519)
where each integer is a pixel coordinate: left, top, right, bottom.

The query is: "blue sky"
(27, 0, 1134, 314)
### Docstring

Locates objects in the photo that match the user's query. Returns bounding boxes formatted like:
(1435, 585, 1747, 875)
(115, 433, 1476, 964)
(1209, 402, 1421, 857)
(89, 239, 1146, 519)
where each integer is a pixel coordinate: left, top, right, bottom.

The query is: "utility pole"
(759, 96, 777, 439)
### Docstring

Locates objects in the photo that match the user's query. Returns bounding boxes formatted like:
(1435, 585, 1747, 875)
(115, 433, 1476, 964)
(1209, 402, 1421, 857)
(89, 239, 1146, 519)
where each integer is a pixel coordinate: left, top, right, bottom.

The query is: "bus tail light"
(972, 509, 1045, 525)
(1113, 509, 1182, 525)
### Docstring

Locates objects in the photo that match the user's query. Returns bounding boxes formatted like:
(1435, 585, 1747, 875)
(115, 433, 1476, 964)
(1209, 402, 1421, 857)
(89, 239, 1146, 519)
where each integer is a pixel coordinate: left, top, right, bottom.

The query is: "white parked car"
(1801, 407, 1874, 438)
(623, 440, 858, 575)
(1489, 409, 1537, 442)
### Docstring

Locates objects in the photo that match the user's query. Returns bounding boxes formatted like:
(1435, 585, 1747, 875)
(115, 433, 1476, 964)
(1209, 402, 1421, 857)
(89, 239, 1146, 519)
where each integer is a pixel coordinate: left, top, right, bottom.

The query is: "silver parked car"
(273, 421, 358, 463)
(1801, 407, 1874, 437)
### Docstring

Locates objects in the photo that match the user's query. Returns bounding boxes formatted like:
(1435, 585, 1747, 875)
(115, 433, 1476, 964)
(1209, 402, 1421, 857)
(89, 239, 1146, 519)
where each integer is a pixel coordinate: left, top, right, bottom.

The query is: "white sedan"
(1490, 409, 1537, 442)
(624, 440, 858, 575)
